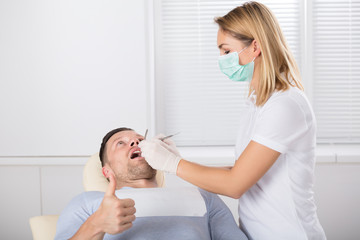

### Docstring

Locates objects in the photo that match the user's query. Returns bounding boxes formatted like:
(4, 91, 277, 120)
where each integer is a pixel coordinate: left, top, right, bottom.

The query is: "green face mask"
(218, 47, 255, 82)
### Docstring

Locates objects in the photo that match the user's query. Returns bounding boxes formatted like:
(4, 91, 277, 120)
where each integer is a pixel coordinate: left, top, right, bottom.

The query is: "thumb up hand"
(94, 173, 136, 235)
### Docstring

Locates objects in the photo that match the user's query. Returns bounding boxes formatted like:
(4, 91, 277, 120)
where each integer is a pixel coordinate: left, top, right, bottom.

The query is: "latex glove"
(139, 138, 182, 174)
(154, 133, 181, 157)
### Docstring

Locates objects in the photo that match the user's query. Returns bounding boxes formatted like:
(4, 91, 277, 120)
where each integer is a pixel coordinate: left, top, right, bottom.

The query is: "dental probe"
(159, 132, 180, 141)
(144, 129, 148, 140)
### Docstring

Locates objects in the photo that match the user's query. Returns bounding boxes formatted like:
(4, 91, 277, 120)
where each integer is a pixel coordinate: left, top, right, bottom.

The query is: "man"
(55, 127, 247, 240)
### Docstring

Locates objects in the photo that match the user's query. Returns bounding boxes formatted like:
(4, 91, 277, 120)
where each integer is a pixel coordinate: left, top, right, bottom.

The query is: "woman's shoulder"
(270, 86, 304, 100)
(266, 87, 310, 109)
(260, 87, 314, 122)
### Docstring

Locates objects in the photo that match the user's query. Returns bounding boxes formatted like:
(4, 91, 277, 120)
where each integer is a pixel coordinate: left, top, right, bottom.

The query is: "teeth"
(130, 150, 141, 159)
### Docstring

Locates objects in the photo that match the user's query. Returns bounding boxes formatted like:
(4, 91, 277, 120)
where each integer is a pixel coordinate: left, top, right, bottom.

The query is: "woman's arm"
(177, 140, 280, 198)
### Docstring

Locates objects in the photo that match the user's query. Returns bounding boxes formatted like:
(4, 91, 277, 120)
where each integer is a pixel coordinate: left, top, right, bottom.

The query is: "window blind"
(154, 0, 301, 146)
(313, 0, 360, 143)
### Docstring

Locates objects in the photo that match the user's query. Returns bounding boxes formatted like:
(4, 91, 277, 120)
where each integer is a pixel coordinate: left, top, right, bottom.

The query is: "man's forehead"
(108, 130, 143, 144)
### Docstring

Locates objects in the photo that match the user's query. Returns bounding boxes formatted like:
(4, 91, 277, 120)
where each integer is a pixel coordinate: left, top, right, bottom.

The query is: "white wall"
(0, 0, 150, 156)
(0, 166, 42, 240)
(0, 1, 151, 238)
(0, 1, 359, 240)
(314, 163, 360, 240)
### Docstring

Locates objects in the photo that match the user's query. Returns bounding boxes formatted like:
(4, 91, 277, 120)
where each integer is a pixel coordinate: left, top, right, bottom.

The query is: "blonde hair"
(215, 1, 303, 106)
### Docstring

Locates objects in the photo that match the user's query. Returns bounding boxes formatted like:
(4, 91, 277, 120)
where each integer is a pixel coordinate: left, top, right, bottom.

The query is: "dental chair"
(29, 153, 165, 240)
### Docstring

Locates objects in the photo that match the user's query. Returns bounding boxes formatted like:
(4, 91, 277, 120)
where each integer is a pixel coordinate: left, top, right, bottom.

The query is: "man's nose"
(130, 139, 139, 147)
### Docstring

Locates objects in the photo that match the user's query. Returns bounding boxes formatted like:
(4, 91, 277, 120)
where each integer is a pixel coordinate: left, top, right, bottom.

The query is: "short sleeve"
(252, 95, 309, 153)
(54, 192, 103, 240)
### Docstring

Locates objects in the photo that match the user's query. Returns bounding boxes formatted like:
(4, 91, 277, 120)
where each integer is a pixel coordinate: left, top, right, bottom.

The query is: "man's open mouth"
(130, 150, 142, 159)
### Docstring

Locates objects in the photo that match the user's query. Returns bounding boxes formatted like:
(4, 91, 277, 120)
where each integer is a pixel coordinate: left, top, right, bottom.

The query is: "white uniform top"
(235, 87, 326, 240)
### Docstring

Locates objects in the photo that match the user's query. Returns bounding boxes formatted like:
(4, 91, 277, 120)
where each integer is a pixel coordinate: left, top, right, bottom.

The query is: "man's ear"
(102, 166, 111, 178)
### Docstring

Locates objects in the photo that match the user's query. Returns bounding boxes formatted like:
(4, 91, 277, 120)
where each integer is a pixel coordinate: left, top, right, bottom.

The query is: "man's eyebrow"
(218, 43, 228, 49)
(111, 137, 123, 147)
(136, 134, 144, 138)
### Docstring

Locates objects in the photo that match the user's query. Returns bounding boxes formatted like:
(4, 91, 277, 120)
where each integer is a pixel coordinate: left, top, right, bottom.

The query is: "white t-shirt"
(235, 87, 326, 240)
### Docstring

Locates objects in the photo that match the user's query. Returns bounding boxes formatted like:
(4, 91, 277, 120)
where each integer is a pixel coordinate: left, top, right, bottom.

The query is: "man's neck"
(116, 178, 158, 189)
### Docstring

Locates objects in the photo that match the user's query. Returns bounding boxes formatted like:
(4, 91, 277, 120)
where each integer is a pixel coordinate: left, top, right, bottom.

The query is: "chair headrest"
(83, 153, 165, 191)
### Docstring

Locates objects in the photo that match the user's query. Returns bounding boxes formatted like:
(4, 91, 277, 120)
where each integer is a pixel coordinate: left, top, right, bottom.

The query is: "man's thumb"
(105, 173, 116, 197)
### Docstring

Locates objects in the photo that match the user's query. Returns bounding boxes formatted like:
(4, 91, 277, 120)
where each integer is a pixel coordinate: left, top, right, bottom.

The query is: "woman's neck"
(250, 57, 261, 93)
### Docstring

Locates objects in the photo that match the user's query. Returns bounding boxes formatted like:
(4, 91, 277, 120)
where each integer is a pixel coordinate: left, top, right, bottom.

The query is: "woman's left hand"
(139, 138, 182, 174)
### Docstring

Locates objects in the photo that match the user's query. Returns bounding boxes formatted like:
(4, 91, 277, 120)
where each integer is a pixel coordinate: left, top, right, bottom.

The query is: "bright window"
(312, 0, 360, 143)
(154, 0, 360, 146)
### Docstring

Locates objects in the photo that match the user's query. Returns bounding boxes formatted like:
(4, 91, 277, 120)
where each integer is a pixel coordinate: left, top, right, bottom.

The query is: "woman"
(139, 2, 326, 239)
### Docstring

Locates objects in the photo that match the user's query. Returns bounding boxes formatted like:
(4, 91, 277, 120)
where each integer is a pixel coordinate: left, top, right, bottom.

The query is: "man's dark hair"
(99, 127, 134, 166)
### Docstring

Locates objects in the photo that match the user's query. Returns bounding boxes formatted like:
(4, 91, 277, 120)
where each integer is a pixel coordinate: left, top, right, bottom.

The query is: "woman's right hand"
(139, 137, 182, 174)
(154, 133, 182, 157)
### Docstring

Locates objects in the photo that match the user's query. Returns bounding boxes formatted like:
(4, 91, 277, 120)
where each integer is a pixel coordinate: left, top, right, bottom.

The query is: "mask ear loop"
(238, 45, 249, 54)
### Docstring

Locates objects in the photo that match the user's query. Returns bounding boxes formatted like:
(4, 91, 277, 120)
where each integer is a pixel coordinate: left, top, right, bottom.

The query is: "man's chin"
(128, 163, 156, 179)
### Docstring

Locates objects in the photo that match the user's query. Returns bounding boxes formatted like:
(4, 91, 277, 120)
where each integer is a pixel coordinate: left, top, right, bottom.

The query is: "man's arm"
(199, 189, 248, 240)
(55, 174, 136, 240)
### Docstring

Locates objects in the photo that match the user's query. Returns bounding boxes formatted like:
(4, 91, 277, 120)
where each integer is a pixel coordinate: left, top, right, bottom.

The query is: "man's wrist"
(69, 212, 105, 240)
(83, 211, 106, 239)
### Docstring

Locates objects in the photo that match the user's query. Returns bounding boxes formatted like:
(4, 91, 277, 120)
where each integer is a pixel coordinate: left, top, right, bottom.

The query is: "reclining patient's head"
(99, 127, 156, 188)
